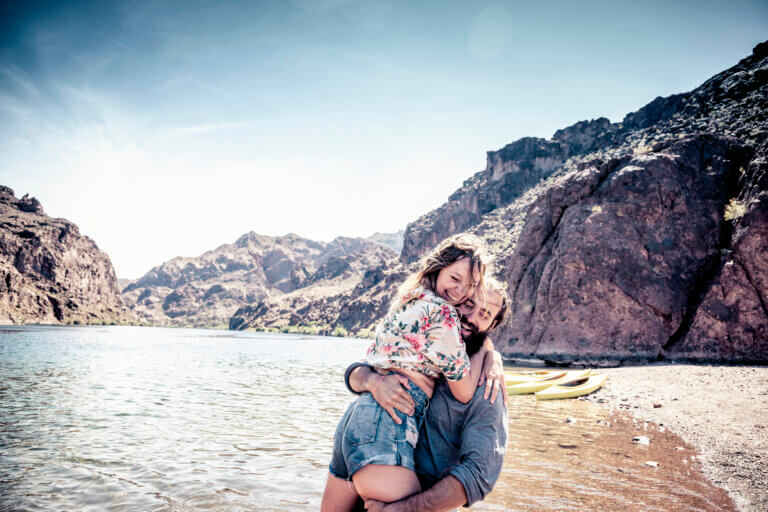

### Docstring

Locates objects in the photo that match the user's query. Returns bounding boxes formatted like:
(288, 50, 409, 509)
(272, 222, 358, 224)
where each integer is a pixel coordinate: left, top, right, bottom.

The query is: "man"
(325, 279, 509, 512)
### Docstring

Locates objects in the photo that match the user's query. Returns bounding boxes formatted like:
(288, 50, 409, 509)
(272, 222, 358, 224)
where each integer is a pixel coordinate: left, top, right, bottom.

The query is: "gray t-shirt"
(415, 378, 508, 506)
(344, 364, 508, 507)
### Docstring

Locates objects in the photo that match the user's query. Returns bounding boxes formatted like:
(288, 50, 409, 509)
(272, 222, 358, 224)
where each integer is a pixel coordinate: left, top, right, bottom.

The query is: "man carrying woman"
(321, 234, 509, 511)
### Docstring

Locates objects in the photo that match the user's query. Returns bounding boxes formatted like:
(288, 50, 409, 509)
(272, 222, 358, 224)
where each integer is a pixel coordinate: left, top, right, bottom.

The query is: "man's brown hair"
(482, 277, 509, 330)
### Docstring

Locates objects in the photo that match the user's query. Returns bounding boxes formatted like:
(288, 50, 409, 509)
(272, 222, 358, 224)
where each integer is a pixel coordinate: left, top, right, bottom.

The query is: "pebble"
(645, 461, 659, 468)
(653, 403, 662, 408)
(565, 417, 577, 424)
(633, 436, 651, 445)
(558, 443, 578, 449)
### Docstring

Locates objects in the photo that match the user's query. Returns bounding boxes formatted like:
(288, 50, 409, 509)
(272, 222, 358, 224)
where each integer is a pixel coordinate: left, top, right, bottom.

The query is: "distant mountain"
(0, 186, 133, 325)
(121, 232, 397, 330)
(365, 230, 404, 253)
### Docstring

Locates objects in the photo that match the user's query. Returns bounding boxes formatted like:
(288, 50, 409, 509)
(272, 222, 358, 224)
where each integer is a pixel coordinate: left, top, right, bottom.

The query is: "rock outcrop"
(0, 186, 133, 324)
(669, 141, 768, 361)
(400, 118, 625, 263)
(498, 136, 759, 363)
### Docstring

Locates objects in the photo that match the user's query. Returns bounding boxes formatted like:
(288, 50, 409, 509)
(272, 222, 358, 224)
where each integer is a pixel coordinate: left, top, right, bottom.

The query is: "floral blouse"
(366, 287, 469, 381)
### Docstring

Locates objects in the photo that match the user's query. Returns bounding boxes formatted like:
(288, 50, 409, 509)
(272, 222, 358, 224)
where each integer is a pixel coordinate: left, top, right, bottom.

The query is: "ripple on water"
(0, 327, 737, 511)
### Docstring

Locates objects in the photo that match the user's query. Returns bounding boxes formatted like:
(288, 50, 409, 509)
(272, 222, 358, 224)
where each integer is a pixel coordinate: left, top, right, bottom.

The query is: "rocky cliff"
(401, 41, 768, 363)
(122, 232, 398, 330)
(0, 186, 133, 324)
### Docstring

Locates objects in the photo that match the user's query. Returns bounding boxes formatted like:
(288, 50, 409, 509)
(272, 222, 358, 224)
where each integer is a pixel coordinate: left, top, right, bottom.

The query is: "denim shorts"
(329, 382, 429, 479)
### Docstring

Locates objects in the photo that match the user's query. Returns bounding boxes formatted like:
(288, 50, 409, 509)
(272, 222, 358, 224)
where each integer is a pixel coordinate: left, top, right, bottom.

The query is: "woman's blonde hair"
(399, 233, 489, 303)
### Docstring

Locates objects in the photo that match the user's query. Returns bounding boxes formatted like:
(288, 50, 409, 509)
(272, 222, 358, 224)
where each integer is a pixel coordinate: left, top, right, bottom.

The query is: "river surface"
(0, 326, 735, 511)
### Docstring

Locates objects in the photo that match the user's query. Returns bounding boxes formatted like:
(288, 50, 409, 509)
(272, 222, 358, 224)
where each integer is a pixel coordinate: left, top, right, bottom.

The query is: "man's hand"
(372, 373, 416, 424)
(363, 475, 468, 512)
(477, 349, 507, 406)
(364, 499, 389, 511)
(364, 499, 409, 511)
(349, 366, 417, 424)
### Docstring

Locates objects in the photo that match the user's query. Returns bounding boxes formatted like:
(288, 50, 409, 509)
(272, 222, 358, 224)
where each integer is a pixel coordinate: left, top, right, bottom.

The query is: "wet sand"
(483, 394, 737, 511)
(580, 364, 768, 512)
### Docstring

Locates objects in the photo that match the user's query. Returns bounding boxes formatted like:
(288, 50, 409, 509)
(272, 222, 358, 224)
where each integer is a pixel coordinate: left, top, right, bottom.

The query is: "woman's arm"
(477, 337, 507, 405)
(444, 345, 488, 403)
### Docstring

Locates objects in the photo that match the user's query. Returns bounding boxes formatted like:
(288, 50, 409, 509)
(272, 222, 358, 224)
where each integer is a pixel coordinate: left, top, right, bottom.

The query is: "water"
(0, 326, 735, 511)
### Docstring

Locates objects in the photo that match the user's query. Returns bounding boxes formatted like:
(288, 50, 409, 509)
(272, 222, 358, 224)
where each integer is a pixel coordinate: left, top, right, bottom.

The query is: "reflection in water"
(0, 327, 734, 511)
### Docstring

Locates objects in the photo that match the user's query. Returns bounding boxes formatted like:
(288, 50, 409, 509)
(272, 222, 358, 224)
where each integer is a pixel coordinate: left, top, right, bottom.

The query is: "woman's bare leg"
(352, 464, 421, 502)
(320, 472, 360, 512)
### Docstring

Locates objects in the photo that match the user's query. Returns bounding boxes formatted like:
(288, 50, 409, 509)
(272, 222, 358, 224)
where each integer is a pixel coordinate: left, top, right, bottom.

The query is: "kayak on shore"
(535, 373, 608, 400)
(506, 369, 591, 395)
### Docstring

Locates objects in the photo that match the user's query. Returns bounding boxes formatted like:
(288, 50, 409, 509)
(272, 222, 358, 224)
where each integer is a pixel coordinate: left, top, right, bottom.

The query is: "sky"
(1, 0, 767, 279)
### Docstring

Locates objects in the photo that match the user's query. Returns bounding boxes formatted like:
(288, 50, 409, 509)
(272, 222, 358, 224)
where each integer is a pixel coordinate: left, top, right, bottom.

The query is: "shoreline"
(578, 363, 768, 512)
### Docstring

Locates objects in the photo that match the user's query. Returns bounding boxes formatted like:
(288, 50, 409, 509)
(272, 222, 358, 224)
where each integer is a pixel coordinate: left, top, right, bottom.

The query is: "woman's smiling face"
(435, 257, 476, 305)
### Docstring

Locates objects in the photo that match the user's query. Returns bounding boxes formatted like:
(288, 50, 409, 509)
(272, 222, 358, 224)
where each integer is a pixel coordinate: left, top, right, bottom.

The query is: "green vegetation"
(355, 328, 374, 339)
(724, 198, 747, 221)
(244, 323, 352, 337)
(331, 325, 349, 338)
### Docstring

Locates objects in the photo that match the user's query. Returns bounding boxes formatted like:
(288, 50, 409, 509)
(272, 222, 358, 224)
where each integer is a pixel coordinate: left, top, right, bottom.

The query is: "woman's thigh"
(320, 472, 360, 512)
(352, 464, 421, 502)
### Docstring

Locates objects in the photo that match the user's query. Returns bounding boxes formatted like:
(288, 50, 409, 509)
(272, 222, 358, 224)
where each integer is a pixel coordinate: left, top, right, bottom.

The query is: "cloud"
(166, 121, 250, 138)
(0, 65, 39, 96)
(468, 5, 513, 61)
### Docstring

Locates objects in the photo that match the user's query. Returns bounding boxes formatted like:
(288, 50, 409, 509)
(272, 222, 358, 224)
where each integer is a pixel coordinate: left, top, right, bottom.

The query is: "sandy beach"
(580, 364, 768, 512)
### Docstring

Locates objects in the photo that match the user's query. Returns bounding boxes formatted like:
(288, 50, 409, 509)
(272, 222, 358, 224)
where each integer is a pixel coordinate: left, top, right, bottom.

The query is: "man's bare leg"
(320, 472, 360, 512)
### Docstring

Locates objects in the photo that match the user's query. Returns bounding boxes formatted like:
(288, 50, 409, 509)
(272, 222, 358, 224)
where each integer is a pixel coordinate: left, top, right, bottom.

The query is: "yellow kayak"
(506, 369, 591, 395)
(535, 373, 607, 400)
(503, 370, 567, 385)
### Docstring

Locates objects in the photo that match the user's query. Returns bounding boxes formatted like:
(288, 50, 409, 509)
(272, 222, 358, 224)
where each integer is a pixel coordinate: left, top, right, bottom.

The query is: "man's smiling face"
(456, 286, 504, 343)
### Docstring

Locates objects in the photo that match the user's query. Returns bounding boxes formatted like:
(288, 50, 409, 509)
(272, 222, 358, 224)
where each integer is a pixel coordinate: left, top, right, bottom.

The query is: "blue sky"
(1, 0, 766, 278)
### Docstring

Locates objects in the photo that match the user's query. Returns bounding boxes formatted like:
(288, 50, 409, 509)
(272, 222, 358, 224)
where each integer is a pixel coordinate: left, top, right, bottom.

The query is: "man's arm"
(346, 362, 378, 394)
(345, 363, 416, 423)
(447, 387, 508, 507)
(364, 475, 467, 512)
(368, 385, 508, 512)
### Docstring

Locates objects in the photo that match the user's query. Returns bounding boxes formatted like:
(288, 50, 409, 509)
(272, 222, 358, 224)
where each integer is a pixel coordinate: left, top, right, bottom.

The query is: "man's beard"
(460, 314, 487, 357)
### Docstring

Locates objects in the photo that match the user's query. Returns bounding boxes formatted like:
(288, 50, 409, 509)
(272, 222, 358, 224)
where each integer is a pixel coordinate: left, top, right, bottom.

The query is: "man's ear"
(490, 319, 499, 330)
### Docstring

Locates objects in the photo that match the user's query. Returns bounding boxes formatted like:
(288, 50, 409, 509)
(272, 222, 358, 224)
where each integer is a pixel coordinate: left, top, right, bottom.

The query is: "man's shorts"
(329, 382, 429, 480)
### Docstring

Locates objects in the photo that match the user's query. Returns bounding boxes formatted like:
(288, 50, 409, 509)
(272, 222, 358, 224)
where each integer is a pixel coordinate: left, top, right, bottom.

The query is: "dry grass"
(724, 198, 747, 221)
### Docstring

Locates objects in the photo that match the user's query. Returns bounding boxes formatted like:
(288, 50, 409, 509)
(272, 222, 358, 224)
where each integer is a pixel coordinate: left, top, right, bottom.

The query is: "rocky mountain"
(365, 230, 405, 253)
(0, 186, 133, 325)
(400, 41, 767, 363)
(122, 232, 397, 329)
(228, 242, 403, 334)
